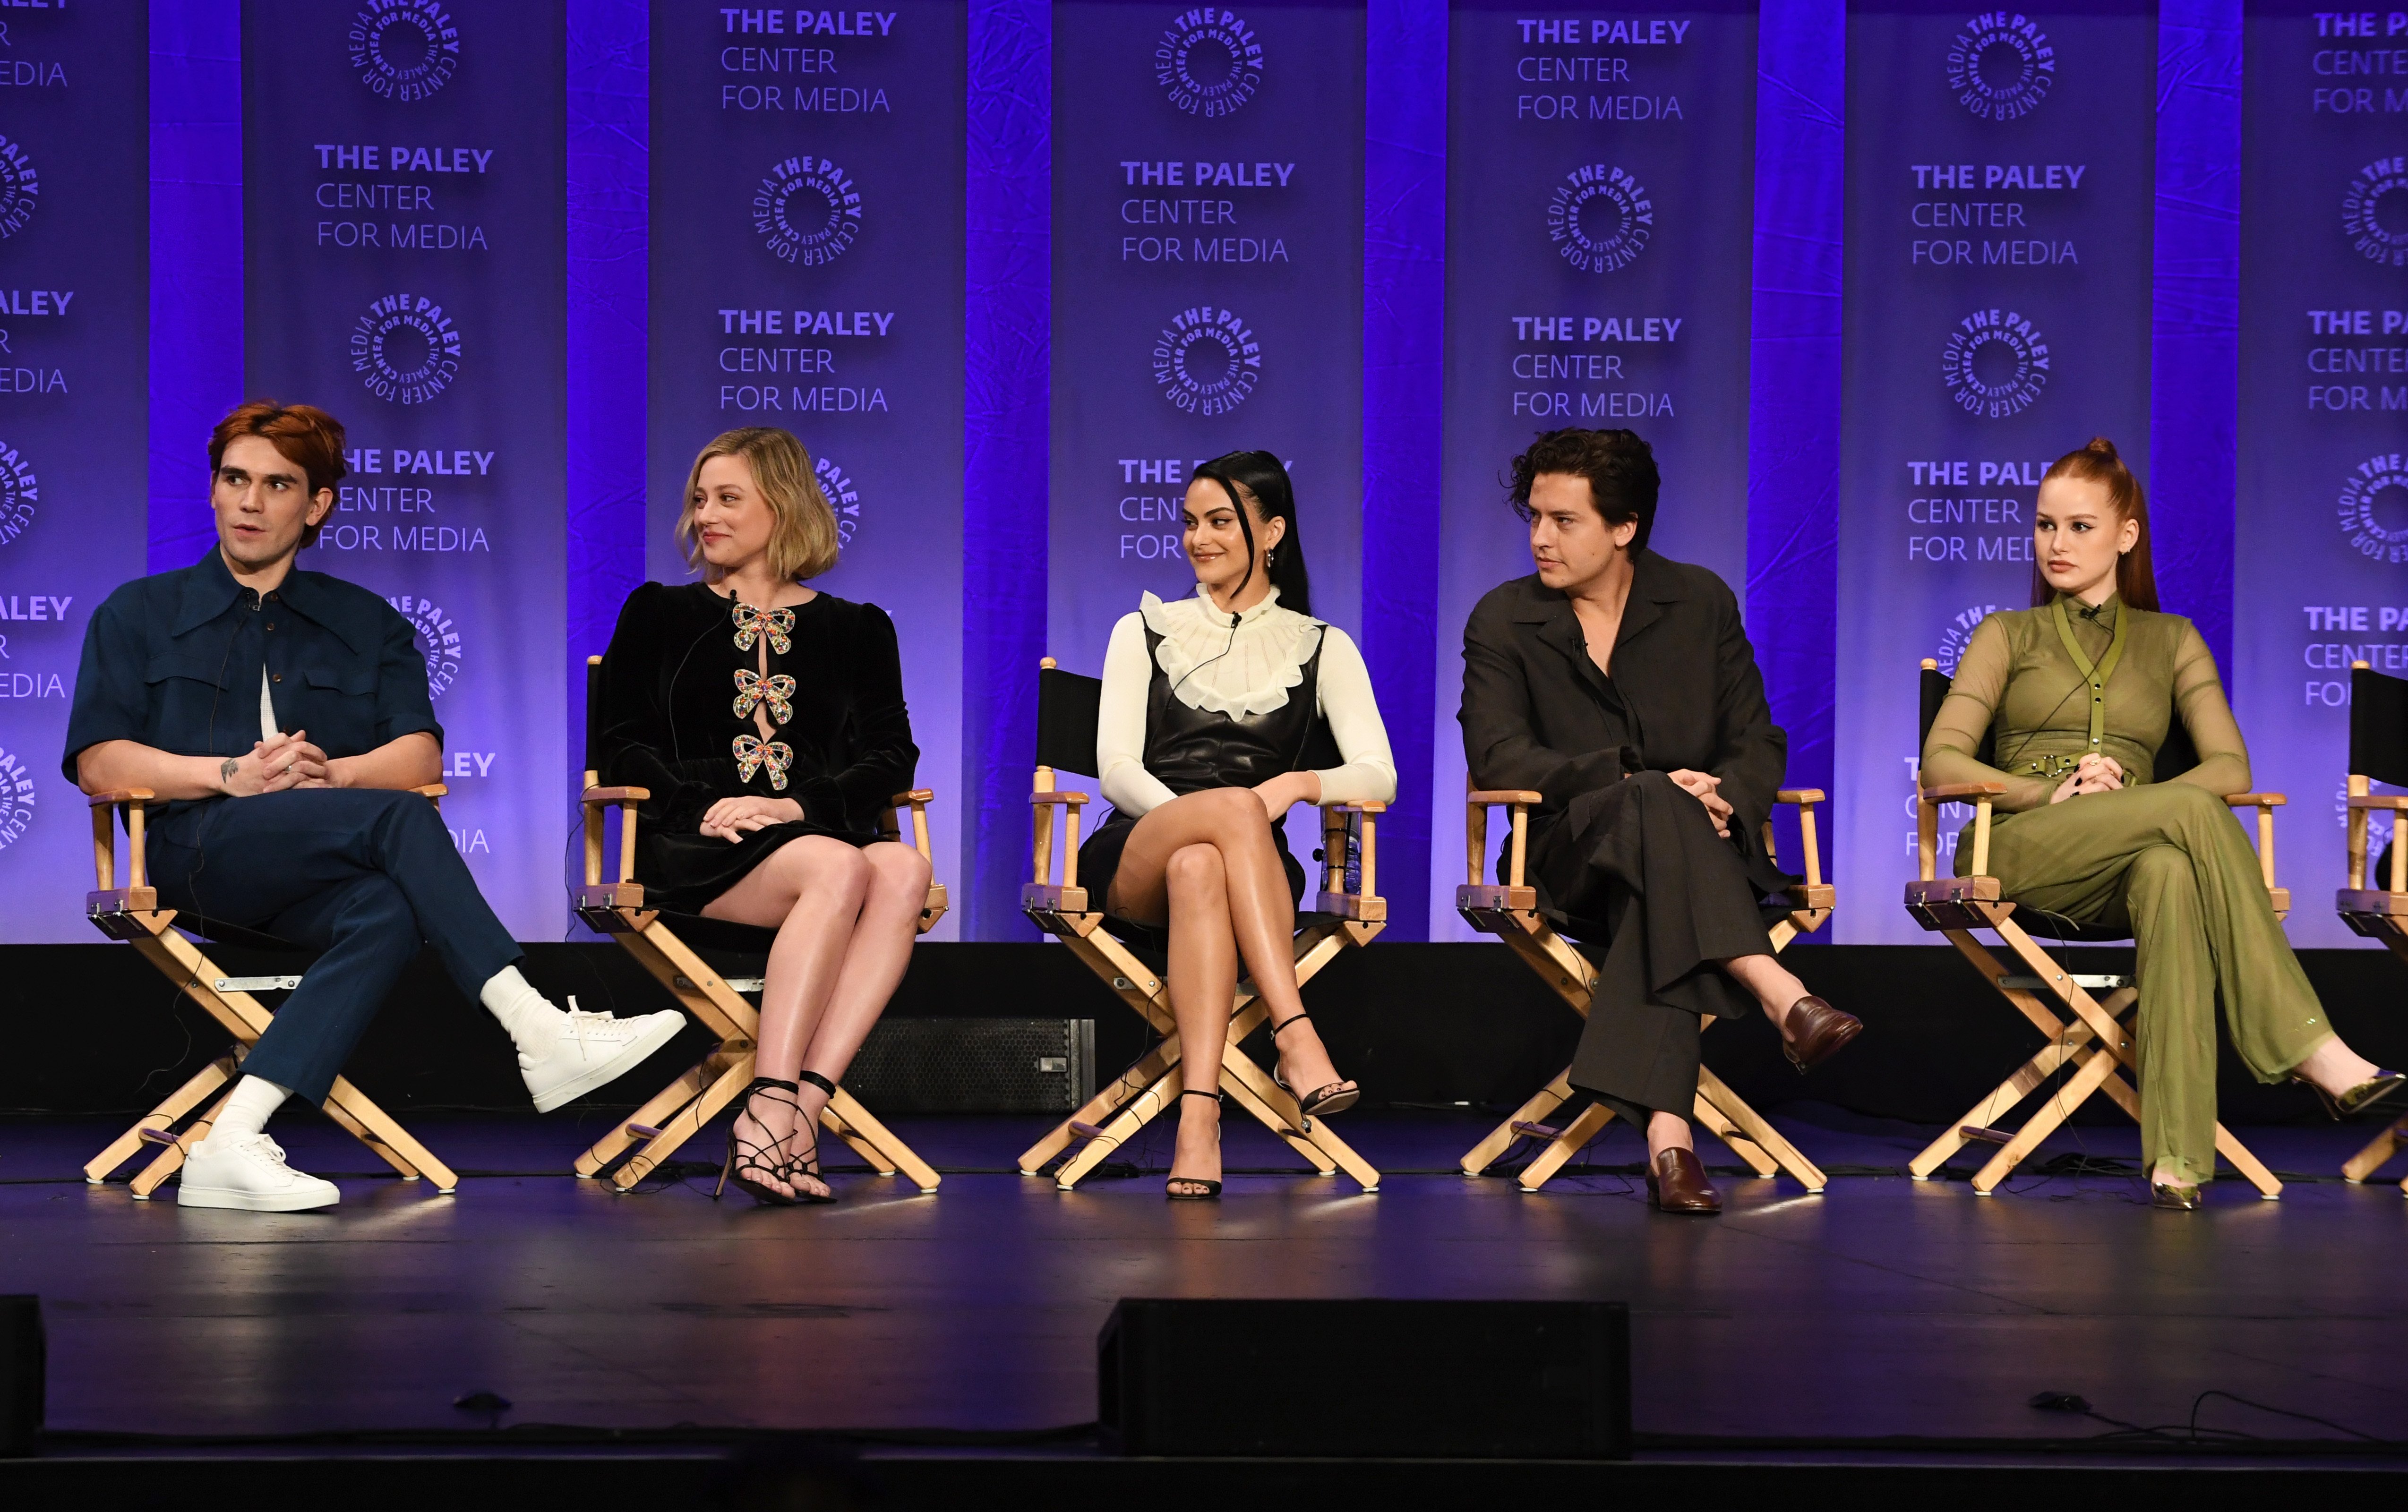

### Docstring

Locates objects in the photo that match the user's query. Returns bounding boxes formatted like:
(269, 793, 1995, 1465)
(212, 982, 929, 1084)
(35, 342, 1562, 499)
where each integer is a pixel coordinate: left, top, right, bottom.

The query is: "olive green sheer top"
(1920, 595, 2250, 812)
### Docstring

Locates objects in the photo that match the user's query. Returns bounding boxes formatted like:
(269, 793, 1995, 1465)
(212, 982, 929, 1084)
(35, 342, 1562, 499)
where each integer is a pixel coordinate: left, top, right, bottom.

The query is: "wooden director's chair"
(1015, 659, 1386, 1192)
(1457, 780, 1839, 1193)
(2334, 660, 2408, 1193)
(571, 656, 945, 1193)
(83, 786, 461, 1198)
(1903, 658, 2287, 1197)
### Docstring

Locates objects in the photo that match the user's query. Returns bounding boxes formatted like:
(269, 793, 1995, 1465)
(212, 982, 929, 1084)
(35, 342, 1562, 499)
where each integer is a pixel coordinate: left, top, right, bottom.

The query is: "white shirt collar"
(1139, 586, 1323, 718)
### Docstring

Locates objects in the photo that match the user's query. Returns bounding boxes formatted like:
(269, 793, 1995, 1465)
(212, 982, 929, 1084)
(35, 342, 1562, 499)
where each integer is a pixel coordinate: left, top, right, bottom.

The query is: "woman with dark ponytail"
(1079, 449, 1397, 1199)
(1924, 437, 2399, 1208)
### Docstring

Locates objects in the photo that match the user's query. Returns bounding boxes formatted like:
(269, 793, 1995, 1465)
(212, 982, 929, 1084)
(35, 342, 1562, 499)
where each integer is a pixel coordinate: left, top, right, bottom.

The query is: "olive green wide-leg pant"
(1966, 782, 2335, 1184)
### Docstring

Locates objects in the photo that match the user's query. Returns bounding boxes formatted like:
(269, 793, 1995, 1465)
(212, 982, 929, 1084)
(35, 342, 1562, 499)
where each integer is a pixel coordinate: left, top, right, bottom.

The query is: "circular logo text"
(1942, 308, 2050, 419)
(1153, 306, 1263, 416)
(753, 155, 863, 267)
(0, 134, 40, 240)
(1945, 12, 2056, 122)
(2339, 453, 2408, 564)
(0, 440, 36, 548)
(351, 293, 463, 405)
(386, 594, 464, 696)
(350, 1, 461, 102)
(2342, 156, 2408, 268)
(1548, 164, 1654, 274)
(0, 744, 34, 854)
(1156, 8, 1265, 117)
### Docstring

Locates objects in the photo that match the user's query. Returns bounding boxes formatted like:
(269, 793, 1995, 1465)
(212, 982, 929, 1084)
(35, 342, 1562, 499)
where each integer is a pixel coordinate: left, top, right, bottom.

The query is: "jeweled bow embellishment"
(731, 602, 794, 654)
(732, 669, 796, 727)
(731, 734, 793, 791)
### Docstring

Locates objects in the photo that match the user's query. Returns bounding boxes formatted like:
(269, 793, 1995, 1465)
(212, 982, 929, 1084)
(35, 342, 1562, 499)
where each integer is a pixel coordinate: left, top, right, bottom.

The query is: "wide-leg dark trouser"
(1529, 771, 1771, 1124)
(148, 789, 522, 1103)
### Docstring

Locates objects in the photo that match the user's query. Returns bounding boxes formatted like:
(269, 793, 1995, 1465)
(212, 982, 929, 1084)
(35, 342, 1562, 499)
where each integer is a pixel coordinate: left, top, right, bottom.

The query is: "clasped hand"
(223, 730, 332, 796)
(700, 794, 804, 842)
(1666, 769, 1732, 837)
(2049, 752, 2124, 803)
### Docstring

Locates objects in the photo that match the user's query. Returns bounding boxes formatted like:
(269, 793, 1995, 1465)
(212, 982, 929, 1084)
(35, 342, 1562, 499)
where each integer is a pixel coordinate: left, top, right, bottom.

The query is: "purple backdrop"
(243, 0, 569, 938)
(647, 1, 967, 936)
(1430, 1, 1761, 938)
(2235, 1, 2408, 947)
(1834, 0, 2159, 942)
(0, 6, 148, 942)
(1047, 0, 1368, 683)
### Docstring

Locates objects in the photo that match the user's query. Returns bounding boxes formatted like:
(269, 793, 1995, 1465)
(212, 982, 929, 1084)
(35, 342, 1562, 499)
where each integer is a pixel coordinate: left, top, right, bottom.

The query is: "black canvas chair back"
(2352, 664, 2408, 789)
(585, 655, 605, 775)
(1036, 665, 1104, 776)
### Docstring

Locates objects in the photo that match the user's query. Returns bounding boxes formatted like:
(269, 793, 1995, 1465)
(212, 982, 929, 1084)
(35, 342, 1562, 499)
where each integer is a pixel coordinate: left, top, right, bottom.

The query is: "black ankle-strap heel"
(1166, 1088, 1223, 1201)
(719, 1077, 804, 1206)
(784, 1070, 840, 1202)
(1267, 1012, 1360, 1124)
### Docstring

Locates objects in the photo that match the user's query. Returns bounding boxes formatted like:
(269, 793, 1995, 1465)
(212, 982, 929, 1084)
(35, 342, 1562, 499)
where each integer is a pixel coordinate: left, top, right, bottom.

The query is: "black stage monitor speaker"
(1098, 1298, 1629, 1459)
(0, 1295, 42, 1457)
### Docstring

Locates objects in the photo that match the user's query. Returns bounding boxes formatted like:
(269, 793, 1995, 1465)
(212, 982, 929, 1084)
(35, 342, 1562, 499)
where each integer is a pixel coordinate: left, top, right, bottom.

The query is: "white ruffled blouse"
(1096, 586, 1399, 818)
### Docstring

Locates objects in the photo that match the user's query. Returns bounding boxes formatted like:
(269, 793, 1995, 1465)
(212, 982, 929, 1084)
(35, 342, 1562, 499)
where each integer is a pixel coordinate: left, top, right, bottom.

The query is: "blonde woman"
(596, 428, 930, 1204)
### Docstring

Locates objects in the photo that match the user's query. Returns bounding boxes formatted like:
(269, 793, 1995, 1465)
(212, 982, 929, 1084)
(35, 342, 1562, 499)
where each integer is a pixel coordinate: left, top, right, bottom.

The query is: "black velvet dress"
(597, 581, 918, 916)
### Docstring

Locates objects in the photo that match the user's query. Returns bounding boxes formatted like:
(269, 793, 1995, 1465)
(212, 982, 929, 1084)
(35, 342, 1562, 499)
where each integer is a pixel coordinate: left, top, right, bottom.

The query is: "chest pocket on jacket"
(300, 665, 380, 751)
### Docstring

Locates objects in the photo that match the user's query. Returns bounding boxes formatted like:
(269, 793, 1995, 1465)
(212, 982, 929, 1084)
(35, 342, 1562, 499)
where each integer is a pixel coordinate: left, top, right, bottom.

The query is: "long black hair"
(1192, 449, 1311, 618)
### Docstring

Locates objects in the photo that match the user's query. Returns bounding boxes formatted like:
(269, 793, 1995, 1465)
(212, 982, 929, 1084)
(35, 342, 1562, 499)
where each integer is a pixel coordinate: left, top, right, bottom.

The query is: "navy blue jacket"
(63, 550, 440, 834)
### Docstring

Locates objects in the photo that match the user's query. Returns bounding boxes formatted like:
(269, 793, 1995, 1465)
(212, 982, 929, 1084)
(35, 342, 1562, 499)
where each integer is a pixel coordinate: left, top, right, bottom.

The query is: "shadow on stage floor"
(4, 1107, 2406, 1503)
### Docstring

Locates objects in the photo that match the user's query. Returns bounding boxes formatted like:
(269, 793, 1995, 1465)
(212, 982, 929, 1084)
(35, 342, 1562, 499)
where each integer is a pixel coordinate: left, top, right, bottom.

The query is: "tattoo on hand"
(221, 757, 240, 788)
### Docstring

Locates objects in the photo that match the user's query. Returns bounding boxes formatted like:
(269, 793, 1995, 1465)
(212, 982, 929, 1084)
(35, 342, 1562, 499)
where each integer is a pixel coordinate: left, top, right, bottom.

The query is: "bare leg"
(791, 842, 934, 1134)
(2296, 1034, 2384, 1097)
(1160, 844, 1237, 1192)
(1109, 788, 1352, 1103)
(703, 836, 874, 1199)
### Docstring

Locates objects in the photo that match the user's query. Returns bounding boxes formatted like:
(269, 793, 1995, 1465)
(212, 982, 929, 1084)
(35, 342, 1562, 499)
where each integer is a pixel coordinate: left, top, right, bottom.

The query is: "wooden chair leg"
(1215, 1060, 1343, 1178)
(1969, 1045, 2128, 1194)
(1908, 1033, 2092, 1179)
(1695, 1067, 1825, 1190)
(1462, 1070, 1575, 1176)
(577, 1048, 739, 1179)
(317, 1079, 430, 1185)
(86, 1051, 241, 1184)
(1053, 1064, 1184, 1190)
(612, 1055, 757, 1191)
(1020, 1037, 1180, 1177)
(1518, 1103, 1616, 1192)
(823, 1087, 940, 1191)
(129, 1085, 236, 1199)
(2345, 1112, 2408, 1183)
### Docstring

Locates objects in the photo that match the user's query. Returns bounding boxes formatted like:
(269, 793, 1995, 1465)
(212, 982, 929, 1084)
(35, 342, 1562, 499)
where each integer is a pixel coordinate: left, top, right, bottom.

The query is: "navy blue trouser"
(148, 788, 522, 1104)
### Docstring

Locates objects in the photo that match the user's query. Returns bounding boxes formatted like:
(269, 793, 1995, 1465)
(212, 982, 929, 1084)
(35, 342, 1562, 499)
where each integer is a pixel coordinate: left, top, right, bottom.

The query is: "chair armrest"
(1467, 789, 1543, 806)
(412, 783, 447, 801)
(582, 785, 650, 805)
(891, 788, 935, 805)
(1321, 799, 1386, 813)
(1775, 788, 1825, 805)
(1318, 801, 1382, 919)
(1767, 790, 1827, 891)
(86, 788, 156, 808)
(1030, 789, 1091, 805)
(88, 788, 157, 895)
(2341, 794, 2404, 810)
(1922, 781, 2008, 802)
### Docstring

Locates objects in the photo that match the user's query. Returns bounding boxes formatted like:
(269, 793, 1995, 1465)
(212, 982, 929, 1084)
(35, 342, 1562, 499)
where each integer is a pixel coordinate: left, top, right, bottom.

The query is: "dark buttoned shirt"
(62, 549, 441, 836)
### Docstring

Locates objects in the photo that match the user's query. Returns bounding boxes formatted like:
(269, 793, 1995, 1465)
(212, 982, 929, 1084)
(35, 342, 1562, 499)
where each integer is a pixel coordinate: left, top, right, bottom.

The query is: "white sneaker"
(521, 1005, 686, 1112)
(178, 1134, 341, 1212)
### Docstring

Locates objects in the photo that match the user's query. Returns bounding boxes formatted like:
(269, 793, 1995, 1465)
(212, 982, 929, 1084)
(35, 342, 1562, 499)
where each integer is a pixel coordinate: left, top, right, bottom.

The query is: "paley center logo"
(1548, 164, 1654, 274)
(0, 743, 34, 854)
(2341, 157, 2408, 269)
(1945, 12, 2055, 123)
(1936, 603, 2005, 677)
(816, 456, 864, 547)
(386, 594, 464, 695)
(351, 293, 463, 406)
(0, 134, 39, 240)
(1153, 306, 1263, 416)
(1156, 8, 1264, 117)
(1941, 308, 2050, 419)
(2338, 453, 2408, 564)
(350, 1, 461, 103)
(0, 439, 36, 548)
(753, 156, 862, 267)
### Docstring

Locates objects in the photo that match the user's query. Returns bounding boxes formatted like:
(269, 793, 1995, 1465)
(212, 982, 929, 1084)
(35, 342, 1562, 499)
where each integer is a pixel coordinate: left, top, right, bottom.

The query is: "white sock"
(211, 1076, 291, 1145)
(479, 965, 571, 1059)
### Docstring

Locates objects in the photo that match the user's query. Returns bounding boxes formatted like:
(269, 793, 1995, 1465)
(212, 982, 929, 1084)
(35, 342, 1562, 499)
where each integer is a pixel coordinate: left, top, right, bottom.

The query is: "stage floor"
(5, 1106, 2407, 1452)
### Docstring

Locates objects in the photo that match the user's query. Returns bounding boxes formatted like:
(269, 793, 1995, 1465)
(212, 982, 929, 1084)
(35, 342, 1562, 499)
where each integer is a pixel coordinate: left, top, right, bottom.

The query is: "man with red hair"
(63, 401, 683, 1211)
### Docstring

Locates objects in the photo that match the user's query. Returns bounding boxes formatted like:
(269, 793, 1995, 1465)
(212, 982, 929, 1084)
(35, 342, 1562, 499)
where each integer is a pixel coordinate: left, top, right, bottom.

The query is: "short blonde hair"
(674, 427, 841, 581)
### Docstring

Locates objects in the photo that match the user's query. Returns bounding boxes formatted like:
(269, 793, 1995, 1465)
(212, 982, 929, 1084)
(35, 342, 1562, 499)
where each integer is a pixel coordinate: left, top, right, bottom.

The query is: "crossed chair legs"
(1015, 913, 1383, 1192)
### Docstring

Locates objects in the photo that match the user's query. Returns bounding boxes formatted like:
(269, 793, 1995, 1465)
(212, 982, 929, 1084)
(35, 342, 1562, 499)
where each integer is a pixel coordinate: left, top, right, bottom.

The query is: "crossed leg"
(1107, 787, 1353, 1194)
(704, 836, 934, 1198)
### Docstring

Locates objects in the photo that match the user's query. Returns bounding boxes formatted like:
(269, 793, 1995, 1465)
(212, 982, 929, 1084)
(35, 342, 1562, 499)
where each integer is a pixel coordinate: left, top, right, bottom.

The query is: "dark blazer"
(1459, 552, 1789, 894)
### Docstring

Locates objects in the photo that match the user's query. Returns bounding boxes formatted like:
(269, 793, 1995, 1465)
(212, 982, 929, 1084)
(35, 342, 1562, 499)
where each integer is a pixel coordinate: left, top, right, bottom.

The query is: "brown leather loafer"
(1781, 995, 1863, 1074)
(1645, 1147, 1722, 1214)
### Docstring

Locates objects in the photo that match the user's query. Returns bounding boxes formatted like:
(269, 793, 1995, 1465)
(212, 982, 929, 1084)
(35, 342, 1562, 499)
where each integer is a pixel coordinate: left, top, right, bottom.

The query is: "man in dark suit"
(1460, 427, 1861, 1213)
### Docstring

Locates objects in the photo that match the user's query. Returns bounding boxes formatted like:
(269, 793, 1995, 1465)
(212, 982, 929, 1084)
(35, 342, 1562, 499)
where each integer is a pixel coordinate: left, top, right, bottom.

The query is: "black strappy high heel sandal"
(1267, 1011, 1359, 1122)
(1166, 1088, 1223, 1200)
(784, 1070, 840, 1204)
(718, 1076, 806, 1206)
